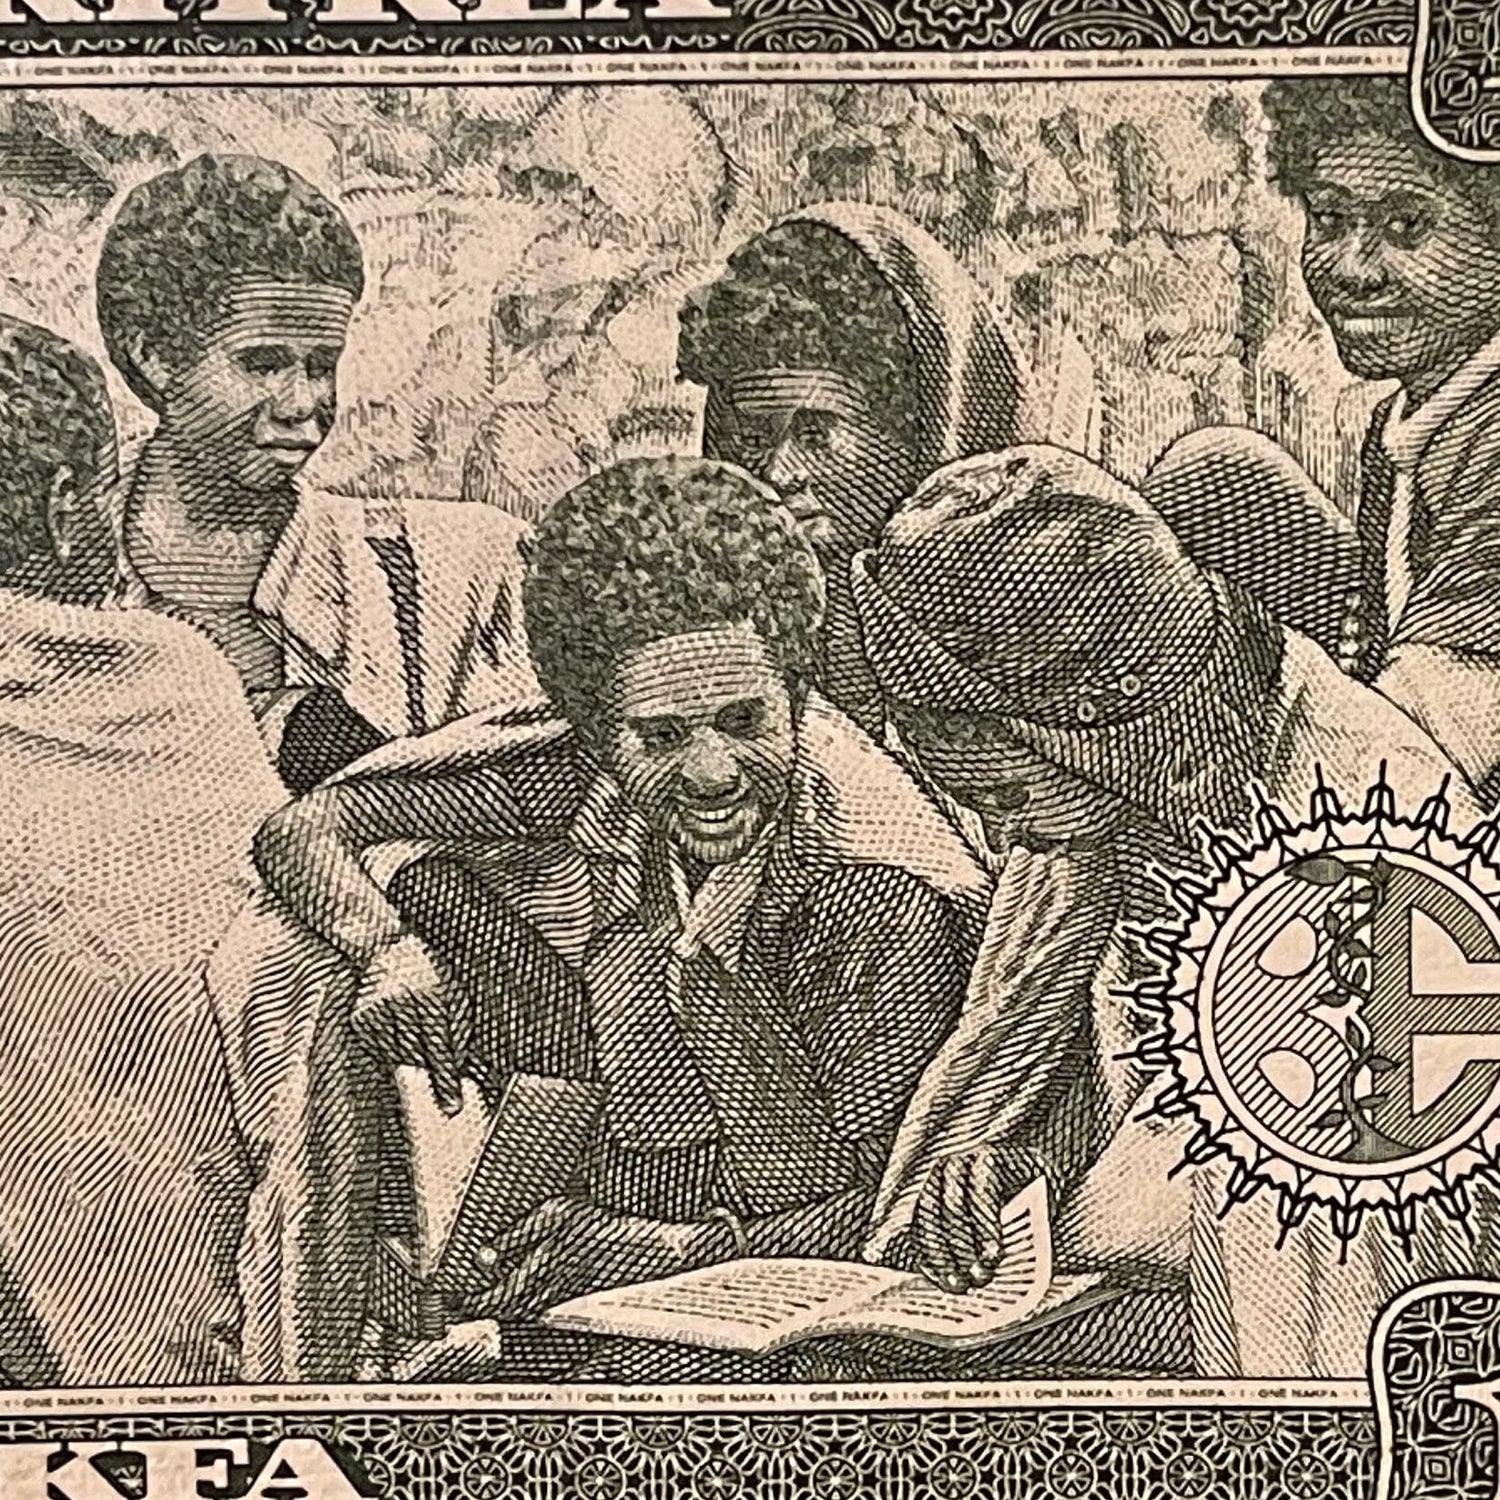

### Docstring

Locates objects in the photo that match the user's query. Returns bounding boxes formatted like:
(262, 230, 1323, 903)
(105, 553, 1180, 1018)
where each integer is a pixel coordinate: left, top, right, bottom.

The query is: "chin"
(1330, 331, 1447, 388)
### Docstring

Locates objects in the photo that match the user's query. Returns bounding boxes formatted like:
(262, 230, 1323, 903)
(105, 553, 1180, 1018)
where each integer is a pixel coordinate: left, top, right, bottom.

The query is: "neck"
(124, 432, 288, 614)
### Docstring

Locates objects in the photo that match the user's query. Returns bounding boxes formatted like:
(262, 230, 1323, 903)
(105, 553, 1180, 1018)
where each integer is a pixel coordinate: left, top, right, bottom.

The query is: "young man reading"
(254, 456, 985, 1379)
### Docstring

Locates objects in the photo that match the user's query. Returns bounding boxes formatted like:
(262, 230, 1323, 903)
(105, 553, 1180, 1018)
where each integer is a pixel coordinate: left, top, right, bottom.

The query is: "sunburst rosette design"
(1135, 764, 1500, 1250)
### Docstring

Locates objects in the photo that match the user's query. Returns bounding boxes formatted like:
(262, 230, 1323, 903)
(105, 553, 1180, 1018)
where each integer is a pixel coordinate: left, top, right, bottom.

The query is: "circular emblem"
(1144, 770, 1500, 1242)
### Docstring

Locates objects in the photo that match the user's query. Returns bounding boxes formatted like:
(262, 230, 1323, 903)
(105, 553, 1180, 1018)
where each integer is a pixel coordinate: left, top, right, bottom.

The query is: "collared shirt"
(1378, 325, 1500, 635)
(1348, 330, 1500, 797)
(396, 700, 981, 1227)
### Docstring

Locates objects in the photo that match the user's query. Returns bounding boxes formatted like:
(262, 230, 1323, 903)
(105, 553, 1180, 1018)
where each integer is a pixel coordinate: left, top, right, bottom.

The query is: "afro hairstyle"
(1263, 76, 1500, 231)
(522, 456, 825, 738)
(96, 153, 364, 411)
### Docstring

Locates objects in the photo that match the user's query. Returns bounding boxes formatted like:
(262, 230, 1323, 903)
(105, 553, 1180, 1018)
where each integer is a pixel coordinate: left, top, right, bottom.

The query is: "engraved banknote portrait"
(10, 22, 1500, 1494)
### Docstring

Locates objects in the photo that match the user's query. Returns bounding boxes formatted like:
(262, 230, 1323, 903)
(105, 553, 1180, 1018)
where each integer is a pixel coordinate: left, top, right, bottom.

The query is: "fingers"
(941, 1154, 985, 1282)
(484, 1199, 574, 1265)
(913, 1164, 965, 1294)
(421, 1015, 463, 1117)
(965, 1152, 1009, 1287)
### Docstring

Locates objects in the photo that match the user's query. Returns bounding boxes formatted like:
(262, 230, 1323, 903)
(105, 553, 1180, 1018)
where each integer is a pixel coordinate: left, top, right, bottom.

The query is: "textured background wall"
(0, 81, 1382, 519)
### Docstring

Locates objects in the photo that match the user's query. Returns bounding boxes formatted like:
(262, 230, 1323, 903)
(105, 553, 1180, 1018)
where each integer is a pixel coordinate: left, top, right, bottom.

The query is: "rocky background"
(0, 81, 1385, 519)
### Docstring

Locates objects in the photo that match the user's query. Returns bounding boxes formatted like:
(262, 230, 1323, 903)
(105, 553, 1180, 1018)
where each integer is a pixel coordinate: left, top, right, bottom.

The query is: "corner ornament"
(1413, 0, 1500, 161)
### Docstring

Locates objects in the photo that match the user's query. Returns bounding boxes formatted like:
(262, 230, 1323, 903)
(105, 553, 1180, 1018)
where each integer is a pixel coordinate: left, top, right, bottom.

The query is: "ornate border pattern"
(1414, 0, 1500, 160)
(0, 0, 1415, 63)
(0, 1408, 1379, 1499)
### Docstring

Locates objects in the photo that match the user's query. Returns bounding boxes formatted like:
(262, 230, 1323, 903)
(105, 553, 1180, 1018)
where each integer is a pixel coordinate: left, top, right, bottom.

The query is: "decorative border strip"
(0, 1407, 1380, 1499)
(0, 0, 1414, 63)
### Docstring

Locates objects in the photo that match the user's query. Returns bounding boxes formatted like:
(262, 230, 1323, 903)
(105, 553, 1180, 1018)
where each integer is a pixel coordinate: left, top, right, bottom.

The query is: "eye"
(1306, 207, 1346, 241)
(306, 349, 341, 381)
(234, 346, 293, 378)
(790, 410, 836, 450)
(1383, 211, 1432, 250)
(633, 718, 689, 754)
(715, 700, 766, 738)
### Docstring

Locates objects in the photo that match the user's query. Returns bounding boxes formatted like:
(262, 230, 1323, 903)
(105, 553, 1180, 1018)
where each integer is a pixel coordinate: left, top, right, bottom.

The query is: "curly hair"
(523, 457, 826, 735)
(1263, 77, 1500, 229)
(96, 154, 365, 411)
(677, 219, 921, 448)
(0, 315, 117, 575)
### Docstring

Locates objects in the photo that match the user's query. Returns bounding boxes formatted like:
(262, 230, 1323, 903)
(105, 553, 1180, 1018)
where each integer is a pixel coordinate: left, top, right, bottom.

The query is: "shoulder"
(790, 693, 990, 910)
(4, 591, 245, 704)
(1267, 632, 1465, 811)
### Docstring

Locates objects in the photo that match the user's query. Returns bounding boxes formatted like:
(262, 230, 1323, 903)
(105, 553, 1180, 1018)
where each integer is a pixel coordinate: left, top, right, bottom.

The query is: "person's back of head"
(0, 314, 119, 604)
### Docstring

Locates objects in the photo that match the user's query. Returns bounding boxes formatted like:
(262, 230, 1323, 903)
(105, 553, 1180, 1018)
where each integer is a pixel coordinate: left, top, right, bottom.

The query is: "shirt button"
(476, 1246, 499, 1272)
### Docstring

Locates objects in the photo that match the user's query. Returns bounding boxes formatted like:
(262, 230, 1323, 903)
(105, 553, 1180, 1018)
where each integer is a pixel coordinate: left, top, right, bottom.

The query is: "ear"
(126, 329, 177, 406)
(44, 465, 79, 565)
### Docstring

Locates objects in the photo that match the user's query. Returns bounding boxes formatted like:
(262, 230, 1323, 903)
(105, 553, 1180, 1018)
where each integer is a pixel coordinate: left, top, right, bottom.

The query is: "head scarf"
(750, 202, 1039, 468)
(1141, 424, 1362, 660)
(855, 445, 1281, 841)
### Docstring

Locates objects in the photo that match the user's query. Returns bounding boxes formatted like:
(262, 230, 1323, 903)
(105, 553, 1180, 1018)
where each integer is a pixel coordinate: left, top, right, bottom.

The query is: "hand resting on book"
(905, 1141, 1045, 1294)
(468, 1197, 736, 1321)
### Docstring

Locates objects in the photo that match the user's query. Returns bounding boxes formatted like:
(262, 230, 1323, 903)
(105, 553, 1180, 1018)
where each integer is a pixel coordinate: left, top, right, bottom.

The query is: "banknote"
(2, 2, 1500, 1497)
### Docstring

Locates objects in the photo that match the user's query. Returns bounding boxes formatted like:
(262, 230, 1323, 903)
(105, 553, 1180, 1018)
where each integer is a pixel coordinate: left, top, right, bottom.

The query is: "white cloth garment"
(254, 490, 540, 740)
(0, 590, 285, 1385)
(1059, 631, 1490, 1379)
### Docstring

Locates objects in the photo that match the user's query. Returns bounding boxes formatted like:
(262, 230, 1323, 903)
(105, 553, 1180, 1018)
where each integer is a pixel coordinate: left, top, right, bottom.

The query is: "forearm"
(254, 766, 533, 963)
(666, 1185, 877, 1272)
(254, 790, 404, 962)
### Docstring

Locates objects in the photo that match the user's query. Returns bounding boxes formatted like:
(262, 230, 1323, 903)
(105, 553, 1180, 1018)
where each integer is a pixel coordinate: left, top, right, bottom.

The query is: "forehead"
(720, 368, 874, 421)
(204, 278, 356, 350)
(616, 622, 783, 717)
(903, 716, 1047, 771)
(1304, 132, 1448, 202)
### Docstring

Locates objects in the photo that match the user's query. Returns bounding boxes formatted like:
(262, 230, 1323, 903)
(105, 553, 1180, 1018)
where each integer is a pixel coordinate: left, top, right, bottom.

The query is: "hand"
(471, 1199, 721, 1321)
(354, 932, 463, 1114)
(910, 1143, 1041, 1294)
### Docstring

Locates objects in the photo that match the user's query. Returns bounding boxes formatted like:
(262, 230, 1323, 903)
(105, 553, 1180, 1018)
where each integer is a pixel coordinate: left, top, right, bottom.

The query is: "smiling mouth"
(677, 799, 751, 834)
(1327, 309, 1415, 334)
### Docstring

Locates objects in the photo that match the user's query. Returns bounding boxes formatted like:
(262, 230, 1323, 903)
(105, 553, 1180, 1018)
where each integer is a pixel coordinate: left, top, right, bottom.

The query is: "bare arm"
(252, 726, 579, 960)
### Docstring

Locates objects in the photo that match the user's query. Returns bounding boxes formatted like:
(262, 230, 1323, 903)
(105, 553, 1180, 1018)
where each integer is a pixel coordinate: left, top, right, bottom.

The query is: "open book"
(542, 1178, 1109, 1354)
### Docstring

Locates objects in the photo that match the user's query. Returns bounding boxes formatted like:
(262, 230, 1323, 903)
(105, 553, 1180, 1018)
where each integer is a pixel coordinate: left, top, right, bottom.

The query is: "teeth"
(684, 804, 742, 828)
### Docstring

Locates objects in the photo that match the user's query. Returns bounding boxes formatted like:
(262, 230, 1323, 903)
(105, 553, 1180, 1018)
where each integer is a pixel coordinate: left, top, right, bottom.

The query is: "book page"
(824, 1178, 1058, 1344)
(543, 1259, 913, 1354)
(543, 1180, 1064, 1352)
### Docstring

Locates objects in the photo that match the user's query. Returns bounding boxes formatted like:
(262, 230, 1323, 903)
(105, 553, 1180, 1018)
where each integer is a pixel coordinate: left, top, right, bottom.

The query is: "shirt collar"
(1383, 325, 1500, 471)
(567, 769, 787, 972)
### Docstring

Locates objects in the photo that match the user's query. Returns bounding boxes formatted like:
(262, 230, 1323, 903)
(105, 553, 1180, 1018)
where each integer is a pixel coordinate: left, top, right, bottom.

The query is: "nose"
(273, 363, 320, 425)
(678, 729, 741, 800)
(763, 435, 809, 495)
(1327, 227, 1389, 298)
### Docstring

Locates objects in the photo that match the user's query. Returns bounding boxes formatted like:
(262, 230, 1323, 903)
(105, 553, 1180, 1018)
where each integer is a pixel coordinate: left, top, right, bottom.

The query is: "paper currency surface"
(0, 5, 1497, 1497)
